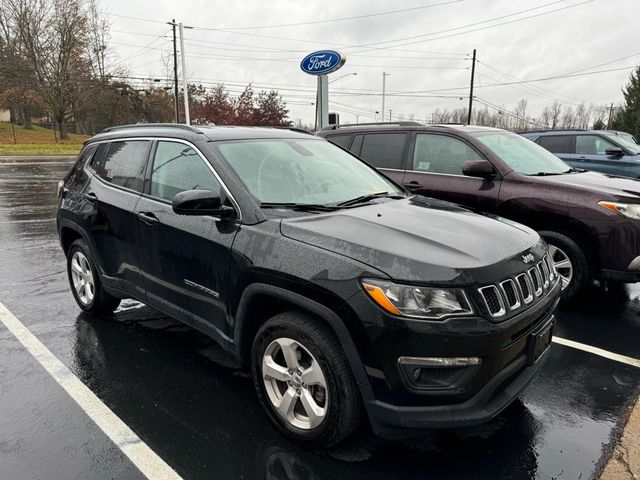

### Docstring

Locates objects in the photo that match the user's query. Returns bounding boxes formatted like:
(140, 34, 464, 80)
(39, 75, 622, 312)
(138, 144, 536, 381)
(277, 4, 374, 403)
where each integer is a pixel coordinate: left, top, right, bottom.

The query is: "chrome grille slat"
(538, 261, 550, 288)
(516, 273, 534, 304)
(478, 285, 506, 318)
(499, 279, 521, 310)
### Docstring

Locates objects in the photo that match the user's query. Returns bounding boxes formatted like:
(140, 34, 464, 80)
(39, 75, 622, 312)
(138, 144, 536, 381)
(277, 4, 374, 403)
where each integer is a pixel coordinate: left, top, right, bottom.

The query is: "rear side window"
(575, 135, 617, 155)
(412, 134, 483, 175)
(150, 141, 221, 202)
(360, 133, 407, 169)
(325, 134, 352, 149)
(537, 135, 572, 154)
(91, 140, 150, 192)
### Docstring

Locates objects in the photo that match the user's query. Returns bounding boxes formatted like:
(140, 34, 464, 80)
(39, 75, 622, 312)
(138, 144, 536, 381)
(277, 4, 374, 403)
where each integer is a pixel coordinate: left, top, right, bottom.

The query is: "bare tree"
(4, 0, 89, 139)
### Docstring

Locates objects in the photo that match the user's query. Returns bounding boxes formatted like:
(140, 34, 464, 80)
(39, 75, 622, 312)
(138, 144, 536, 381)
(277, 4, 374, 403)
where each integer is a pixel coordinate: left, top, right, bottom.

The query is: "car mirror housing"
(462, 160, 496, 179)
(172, 189, 235, 218)
(605, 148, 625, 156)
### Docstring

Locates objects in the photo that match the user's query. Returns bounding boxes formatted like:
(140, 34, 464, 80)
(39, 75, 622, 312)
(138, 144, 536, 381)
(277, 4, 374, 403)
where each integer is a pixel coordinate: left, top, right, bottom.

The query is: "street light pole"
(178, 22, 193, 125)
(382, 72, 390, 123)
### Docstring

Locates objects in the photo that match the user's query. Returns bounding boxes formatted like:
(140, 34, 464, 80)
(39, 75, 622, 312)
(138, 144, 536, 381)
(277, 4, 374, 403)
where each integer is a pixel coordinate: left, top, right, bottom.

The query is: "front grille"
(478, 255, 559, 319)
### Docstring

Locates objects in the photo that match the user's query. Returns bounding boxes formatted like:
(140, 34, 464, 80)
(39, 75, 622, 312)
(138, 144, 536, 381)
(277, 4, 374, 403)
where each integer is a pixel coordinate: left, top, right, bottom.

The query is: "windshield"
(471, 131, 571, 175)
(604, 133, 640, 154)
(213, 138, 403, 205)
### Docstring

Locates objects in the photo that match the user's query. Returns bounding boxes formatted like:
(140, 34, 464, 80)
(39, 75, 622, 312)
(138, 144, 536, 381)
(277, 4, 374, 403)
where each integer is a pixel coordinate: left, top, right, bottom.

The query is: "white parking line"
(553, 336, 640, 368)
(0, 302, 183, 480)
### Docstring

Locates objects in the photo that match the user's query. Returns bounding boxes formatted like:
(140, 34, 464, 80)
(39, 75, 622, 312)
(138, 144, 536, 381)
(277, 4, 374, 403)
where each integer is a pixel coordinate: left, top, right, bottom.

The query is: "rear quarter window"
(65, 144, 97, 191)
(325, 134, 352, 149)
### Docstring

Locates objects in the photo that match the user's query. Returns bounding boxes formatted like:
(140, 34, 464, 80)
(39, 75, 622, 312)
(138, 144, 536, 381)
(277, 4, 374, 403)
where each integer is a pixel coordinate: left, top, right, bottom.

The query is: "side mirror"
(605, 148, 624, 156)
(462, 160, 496, 179)
(172, 189, 235, 218)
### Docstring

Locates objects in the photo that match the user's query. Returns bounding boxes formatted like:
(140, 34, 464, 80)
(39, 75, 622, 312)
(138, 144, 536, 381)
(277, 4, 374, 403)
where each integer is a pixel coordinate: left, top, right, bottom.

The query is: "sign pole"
(316, 75, 329, 130)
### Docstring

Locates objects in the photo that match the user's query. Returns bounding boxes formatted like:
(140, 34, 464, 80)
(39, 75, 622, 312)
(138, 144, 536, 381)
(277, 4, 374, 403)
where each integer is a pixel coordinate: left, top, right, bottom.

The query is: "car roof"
(87, 124, 316, 143)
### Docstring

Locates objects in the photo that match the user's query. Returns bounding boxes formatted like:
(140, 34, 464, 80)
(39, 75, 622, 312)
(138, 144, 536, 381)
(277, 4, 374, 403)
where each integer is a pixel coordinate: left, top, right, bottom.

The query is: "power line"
(345, 0, 591, 52)
(216, 0, 463, 30)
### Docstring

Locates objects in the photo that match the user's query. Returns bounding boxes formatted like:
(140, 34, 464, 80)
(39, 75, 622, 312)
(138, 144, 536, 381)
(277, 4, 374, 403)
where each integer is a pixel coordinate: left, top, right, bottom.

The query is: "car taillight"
(57, 180, 65, 198)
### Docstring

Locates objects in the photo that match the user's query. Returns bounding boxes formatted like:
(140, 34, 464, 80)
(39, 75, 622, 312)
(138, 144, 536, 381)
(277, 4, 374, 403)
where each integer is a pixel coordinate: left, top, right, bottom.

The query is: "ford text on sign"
(300, 50, 346, 75)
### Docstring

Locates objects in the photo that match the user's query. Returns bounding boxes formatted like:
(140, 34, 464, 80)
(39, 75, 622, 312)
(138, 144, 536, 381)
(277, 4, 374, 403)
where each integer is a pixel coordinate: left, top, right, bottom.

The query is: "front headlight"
(599, 201, 640, 220)
(361, 278, 474, 319)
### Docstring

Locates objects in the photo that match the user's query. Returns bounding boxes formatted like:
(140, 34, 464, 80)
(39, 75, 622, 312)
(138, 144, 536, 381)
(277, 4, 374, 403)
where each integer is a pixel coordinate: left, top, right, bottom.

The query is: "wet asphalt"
(0, 157, 639, 480)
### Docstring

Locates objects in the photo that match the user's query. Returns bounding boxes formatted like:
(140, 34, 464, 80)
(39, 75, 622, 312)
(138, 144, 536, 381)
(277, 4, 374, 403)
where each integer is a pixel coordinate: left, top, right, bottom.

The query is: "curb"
(600, 395, 640, 479)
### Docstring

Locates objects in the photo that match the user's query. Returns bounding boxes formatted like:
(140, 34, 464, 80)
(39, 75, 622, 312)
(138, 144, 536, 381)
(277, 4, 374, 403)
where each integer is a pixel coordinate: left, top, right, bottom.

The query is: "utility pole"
(178, 22, 193, 125)
(389, 110, 392, 122)
(467, 49, 476, 126)
(607, 102, 615, 129)
(382, 72, 390, 123)
(167, 19, 180, 123)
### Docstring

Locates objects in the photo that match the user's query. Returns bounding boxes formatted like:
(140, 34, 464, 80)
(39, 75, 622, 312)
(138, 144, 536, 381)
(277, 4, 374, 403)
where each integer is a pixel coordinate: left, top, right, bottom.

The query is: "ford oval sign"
(300, 50, 346, 75)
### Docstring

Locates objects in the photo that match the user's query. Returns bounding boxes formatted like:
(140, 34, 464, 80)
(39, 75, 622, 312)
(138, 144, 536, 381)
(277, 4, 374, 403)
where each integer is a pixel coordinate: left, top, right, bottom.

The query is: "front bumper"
(345, 277, 560, 438)
(362, 328, 551, 438)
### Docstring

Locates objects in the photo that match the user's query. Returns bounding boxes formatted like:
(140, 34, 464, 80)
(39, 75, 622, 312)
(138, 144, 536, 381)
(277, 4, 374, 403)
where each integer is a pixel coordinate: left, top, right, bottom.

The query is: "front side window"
(412, 134, 483, 175)
(150, 141, 221, 202)
(472, 131, 570, 175)
(91, 140, 150, 192)
(603, 133, 640, 154)
(575, 135, 617, 155)
(360, 133, 407, 169)
(214, 138, 401, 205)
(537, 135, 572, 154)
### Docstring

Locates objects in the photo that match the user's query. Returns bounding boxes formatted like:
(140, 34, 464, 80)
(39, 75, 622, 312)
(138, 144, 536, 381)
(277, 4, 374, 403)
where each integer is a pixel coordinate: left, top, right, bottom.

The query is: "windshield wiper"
(527, 171, 564, 176)
(336, 191, 404, 207)
(260, 202, 338, 212)
(563, 167, 586, 173)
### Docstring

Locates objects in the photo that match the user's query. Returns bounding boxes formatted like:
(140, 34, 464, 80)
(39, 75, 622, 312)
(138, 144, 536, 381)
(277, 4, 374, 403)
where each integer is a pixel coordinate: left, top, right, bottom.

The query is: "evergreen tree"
(612, 65, 640, 138)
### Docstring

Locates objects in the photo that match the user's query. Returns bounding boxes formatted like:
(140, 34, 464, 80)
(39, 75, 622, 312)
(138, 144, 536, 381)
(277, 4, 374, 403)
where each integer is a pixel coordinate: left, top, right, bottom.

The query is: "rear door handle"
(83, 192, 98, 203)
(403, 181, 421, 191)
(137, 212, 159, 225)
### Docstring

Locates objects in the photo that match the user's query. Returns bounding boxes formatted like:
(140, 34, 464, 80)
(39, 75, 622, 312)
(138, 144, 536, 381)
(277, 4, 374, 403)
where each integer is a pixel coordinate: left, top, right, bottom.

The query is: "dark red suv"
(318, 123, 640, 300)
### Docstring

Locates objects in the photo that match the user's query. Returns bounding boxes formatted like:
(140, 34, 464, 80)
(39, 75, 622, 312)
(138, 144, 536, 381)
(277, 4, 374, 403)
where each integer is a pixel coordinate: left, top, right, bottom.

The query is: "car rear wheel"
(67, 239, 120, 315)
(251, 311, 362, 447)
(539, 230, 590, 301)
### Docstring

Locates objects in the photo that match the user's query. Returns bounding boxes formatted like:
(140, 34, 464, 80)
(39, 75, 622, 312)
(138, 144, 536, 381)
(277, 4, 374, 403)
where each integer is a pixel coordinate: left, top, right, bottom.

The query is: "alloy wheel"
(549, 244, 573, 291)
(70, 251, 95, 305)
(262, 337, 328, 430)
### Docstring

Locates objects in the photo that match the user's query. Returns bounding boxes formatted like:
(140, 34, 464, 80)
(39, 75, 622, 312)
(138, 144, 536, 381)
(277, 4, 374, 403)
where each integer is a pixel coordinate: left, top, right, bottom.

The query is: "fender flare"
(233, 283, 371, 388)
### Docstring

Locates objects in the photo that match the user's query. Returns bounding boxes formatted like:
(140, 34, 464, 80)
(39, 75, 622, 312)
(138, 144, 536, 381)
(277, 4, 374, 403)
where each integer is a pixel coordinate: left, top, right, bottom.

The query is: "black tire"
(251, 311, 362, 448)
(66, 239, 120, 315)
(539, 230, 590, 302)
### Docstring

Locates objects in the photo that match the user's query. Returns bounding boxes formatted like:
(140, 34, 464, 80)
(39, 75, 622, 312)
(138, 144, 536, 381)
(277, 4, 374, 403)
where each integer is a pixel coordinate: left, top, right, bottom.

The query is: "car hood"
(279, 196, 542, 284)
(535, 171, 640, 201)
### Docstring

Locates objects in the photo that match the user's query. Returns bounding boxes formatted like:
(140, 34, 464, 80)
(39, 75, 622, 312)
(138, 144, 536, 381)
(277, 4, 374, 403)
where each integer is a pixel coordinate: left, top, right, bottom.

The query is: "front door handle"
(83, 192, 98, 203)
(137, 212, 159, 225)
(403, 181, 421, 191)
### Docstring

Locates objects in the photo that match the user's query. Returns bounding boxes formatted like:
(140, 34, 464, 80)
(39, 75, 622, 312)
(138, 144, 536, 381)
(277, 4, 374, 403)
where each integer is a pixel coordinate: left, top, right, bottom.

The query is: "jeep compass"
(57, 124, 560, 446)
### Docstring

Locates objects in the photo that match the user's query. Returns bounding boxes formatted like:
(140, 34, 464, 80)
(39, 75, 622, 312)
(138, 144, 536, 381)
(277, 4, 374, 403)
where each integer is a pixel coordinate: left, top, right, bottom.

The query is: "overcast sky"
(104, 0, 640, 125)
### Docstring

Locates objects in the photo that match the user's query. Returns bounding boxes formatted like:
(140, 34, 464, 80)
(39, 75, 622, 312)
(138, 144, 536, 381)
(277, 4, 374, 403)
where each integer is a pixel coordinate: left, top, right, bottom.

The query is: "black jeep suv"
(57, 124, 560, 446)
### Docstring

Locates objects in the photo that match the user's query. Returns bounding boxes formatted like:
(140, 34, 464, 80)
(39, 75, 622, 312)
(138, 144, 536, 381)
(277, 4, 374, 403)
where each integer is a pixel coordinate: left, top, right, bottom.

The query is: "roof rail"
(271, 126, 314, 135)
(100, 123, 206, 134)
(517, 128, 586, 134)
(321, 121, 423, 131)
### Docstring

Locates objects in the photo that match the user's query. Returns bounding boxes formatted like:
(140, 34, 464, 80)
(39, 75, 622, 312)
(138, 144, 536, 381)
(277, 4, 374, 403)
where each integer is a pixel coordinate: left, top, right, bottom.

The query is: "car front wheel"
(251, 311, 362, 447)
